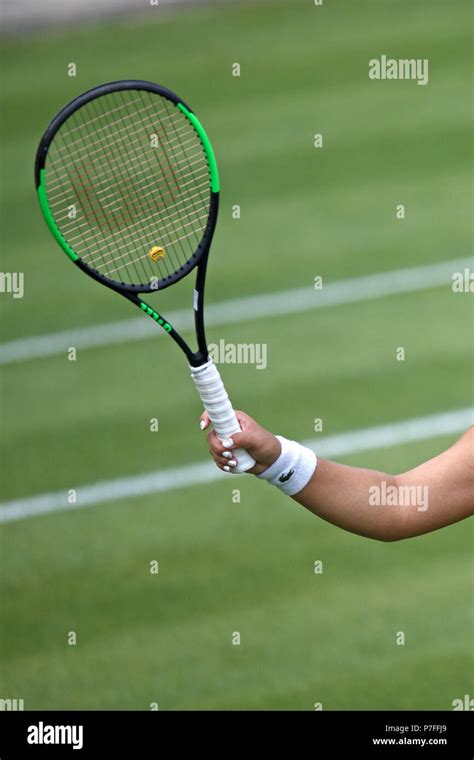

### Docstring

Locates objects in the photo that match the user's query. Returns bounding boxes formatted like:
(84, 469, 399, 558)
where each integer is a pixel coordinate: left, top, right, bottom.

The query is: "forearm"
(293, 446, 473, 541)
(293, 459, 404, 541)
(203, 411, 473, 542)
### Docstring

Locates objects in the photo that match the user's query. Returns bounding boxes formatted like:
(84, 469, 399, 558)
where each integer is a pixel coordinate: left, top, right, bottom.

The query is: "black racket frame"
(35, 80, 219, 367)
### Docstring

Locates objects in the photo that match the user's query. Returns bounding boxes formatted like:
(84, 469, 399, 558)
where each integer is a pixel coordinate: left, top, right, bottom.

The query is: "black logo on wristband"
(278, 469, 295, 483)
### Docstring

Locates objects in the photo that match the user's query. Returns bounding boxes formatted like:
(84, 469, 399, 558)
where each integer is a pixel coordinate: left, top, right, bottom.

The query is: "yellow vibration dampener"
(149, 246, 165, 261)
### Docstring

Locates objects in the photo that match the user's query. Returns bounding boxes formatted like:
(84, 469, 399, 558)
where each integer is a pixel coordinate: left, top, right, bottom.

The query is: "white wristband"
(257, 436, 317, 496)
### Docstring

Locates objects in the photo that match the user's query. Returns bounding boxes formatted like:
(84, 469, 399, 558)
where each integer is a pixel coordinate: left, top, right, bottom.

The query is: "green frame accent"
(139, 301, 172, 332)
(37, 169, 79, 262)
(177, 103, 220, 193)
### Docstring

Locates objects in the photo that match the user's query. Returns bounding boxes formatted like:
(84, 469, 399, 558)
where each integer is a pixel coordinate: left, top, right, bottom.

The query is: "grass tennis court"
(0, 0, 472, 709)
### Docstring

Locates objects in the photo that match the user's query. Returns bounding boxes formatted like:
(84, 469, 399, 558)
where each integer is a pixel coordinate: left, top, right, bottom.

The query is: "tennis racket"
(35, 80, 255, 473)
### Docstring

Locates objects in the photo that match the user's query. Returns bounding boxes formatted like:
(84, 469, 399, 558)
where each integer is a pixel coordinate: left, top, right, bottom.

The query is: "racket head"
(35, 80, 219, 293)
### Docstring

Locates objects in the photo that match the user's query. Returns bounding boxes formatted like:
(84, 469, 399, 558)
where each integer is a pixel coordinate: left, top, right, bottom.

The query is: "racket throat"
(138, 300, 172, 332)
(189, 350, 210, 368)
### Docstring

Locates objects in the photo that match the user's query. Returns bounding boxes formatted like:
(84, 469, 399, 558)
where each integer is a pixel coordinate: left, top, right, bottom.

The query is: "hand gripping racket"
(35, 80, 255, 473)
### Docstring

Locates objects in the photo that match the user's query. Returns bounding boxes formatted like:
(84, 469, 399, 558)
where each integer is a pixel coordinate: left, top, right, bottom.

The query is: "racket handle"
(190, 359, 256, 473)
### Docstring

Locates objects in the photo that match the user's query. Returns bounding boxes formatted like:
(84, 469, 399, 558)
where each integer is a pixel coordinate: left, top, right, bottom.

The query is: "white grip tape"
(190, 359, 256, 473)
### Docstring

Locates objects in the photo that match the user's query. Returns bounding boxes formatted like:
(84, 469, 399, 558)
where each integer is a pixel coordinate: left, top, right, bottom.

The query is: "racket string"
(86, 95, 156, 284)
(52, 182, 209, 243)
(162, 96, 208, 260)
(83, 209, 209, 273)
(114, 88, 188, 276)
(44, 88, 211, 287)
(134, 90, 196, 272)
(48, 172, 209, 270)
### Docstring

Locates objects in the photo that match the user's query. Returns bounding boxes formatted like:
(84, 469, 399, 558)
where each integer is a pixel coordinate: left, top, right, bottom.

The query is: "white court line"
(0, 257, 470, 366)
(0, 407, 471, 525)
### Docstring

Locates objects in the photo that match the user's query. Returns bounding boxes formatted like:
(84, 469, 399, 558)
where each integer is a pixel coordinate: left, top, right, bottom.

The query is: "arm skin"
(201, 411, 474, 542)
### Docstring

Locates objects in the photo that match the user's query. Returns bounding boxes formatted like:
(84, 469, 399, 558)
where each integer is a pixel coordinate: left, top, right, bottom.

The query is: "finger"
(209, 446, 228, 464)
(207, 429, 228, 456)
(234, 410, 253, 429)
(199, 411, 211, 431)
(220, 412, 259, 450)
(211, 453, 236, 473)
(219, 460, 238, 472)
(211, 451, 237, 468)
(205, 414, 256, 456)
(220, 429, 254, 451)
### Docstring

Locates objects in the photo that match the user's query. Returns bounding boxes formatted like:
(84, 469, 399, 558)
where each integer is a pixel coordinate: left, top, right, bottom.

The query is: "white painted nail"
(222, 451, 232, 459)
(229, 460, 237, 468)
(221, 438, 234, 448)
(223, 466, 230, 472)
(199, 420, 206, 430)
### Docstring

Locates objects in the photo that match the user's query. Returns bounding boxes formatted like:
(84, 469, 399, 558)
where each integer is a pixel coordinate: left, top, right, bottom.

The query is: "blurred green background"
(0, 0, 472, 709)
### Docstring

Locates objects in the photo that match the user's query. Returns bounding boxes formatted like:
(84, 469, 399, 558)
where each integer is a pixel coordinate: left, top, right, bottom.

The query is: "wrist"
(257, 436, 317, 496)
(247, 434, 281, 475)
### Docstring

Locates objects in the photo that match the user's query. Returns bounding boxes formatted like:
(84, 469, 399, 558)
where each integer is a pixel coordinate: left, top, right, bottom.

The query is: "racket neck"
(193, 255, 209, 363)
(192, 191, 219, 365)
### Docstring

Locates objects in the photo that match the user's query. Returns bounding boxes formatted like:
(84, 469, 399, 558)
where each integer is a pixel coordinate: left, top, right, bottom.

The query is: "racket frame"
(35, 80, 218, 367)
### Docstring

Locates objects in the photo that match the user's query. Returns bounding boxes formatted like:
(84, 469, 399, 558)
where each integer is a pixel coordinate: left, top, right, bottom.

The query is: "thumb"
(220, 429, 256, 451)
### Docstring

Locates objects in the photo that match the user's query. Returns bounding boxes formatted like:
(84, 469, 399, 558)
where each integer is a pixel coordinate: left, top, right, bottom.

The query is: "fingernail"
(222, 451, 232, 459)
(229, 460, 237, 468)
(223, 465, 230, 472)
(222, 438, 234, 448)
(199, 420, 206, 430)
